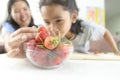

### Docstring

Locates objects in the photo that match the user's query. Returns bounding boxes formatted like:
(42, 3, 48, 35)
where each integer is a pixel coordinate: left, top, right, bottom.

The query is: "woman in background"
(1, 0, 37, 58)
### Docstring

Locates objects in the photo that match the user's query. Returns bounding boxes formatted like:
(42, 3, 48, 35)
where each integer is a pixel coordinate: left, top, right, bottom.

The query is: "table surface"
(0, 53, 120, 80)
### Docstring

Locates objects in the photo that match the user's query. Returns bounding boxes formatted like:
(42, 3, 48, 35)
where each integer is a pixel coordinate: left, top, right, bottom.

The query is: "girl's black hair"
(39, 0, 83, 35)
(6, 0, 35, 30)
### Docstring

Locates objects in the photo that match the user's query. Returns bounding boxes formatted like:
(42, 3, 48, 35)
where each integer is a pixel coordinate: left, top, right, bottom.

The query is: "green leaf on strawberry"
(44, 31, 61, 50)
(44, 36, 60, 50)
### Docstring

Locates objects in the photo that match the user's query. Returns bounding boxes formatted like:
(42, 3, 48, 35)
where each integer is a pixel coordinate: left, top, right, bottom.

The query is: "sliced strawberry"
(35, 26, 49, 43)
(44, 36, 60, 50)
(40, 31, 49, 41)
(34, 33, 41, 43)
(35, 31, 49, 43)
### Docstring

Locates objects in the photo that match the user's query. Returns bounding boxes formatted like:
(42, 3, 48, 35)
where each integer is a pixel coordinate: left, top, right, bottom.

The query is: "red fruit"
(37, 26, 49, 35)
(35, 31, 49, 43)
(34, 34, 41, 43)
(55, 44, 69, 58)
(32, 46, 49, 66)
(26, 40, 36, 50)
(39, 26, 48, 33)
(44, 36, 60, 50)
(40, 31, 49, 41)
(35, 26, 49, 43)
(47, 52, 63, 65)
(53, 57, 63, 65)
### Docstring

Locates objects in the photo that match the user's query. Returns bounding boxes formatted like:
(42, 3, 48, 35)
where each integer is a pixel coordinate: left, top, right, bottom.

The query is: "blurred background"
(0, 0, 120, 49)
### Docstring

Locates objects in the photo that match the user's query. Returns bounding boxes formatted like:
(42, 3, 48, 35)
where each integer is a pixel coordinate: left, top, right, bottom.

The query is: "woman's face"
(11, 1, 31, 27)
(41, 4, 75, 38)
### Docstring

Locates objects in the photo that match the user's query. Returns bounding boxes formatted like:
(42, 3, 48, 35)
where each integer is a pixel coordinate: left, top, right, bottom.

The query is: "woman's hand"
(5, 26, 37, 58)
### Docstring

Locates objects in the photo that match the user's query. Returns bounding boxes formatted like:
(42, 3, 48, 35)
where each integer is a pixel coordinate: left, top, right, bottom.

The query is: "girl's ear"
(71, 10, 78, 23)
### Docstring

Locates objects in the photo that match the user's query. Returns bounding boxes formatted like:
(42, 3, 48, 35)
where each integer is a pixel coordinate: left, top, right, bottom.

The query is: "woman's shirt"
(1, 22, 15, 37)
(1, 22, 38, 37)
(72, 21, 106, 53)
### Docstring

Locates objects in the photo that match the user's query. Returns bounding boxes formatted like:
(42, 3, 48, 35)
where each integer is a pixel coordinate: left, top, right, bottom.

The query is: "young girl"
(39, 0, 120, 55)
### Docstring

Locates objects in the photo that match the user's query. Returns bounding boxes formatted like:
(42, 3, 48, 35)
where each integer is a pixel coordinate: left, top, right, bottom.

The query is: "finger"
(8, 33, 37, 48)
(11, 27, 37, 37)
(7, 48, 20, 58)
(7, 48, 26, 58)
(32, 26, 37, 28)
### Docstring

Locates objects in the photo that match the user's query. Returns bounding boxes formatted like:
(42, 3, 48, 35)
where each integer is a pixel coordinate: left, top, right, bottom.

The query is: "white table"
(1, 54, 120, 80)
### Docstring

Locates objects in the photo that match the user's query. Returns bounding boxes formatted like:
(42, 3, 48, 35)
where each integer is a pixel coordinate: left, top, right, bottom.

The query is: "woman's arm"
(104, 29, 120, 55)
(4, 27, 37, 58)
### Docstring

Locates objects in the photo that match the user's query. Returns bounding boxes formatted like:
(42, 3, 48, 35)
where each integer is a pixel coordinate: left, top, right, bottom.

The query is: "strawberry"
(26, 40, 36, 50)
(44, 36, 60, 50)
(35, 26, 49, 43)
(35, 31, 48, 43)
(55, 42, 71, 58)
(53, 57, 63, 65)
(32, 46, 49, 66)
(39, 26, 48, 33)
(47, 52, 63, 66)
(34, 33, 41, 43)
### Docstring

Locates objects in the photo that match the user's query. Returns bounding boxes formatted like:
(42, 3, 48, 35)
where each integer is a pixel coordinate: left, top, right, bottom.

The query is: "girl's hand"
(6, 26, 37, 58)
(114, 51, 120, 56)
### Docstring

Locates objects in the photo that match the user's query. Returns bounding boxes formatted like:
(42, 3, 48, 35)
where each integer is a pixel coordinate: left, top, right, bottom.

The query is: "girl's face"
(41, 4, 76, 38)
(11, 1, 31, 27)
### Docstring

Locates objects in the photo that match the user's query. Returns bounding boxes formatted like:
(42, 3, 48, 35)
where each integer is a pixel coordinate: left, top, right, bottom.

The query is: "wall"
(76, 0, 105, 19)
(106, 14, 120, 40)
(0, 0, 8, 26)
(0, 0, 105, 26)
(27, 0, 44, 25)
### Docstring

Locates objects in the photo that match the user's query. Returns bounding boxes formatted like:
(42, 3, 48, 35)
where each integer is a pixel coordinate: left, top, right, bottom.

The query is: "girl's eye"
(56, 19, 63, 23)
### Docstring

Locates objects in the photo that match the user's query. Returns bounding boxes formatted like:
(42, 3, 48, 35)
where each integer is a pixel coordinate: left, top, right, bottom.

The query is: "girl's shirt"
(1, 22, 15, 37)
(72, 21, 106, 53)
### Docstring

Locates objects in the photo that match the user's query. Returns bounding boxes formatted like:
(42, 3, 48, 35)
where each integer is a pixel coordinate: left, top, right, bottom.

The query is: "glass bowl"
(24, 40, 73, 69)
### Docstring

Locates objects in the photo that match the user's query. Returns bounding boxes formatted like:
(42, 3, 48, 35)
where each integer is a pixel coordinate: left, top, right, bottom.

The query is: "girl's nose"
(49, 24, 54, 35)
(49, 24, 57, 36)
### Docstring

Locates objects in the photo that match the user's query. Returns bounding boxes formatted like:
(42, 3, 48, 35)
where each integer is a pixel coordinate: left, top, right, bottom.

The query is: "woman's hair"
(6, 0, 35, 30)
(39, 0, 83, 35)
